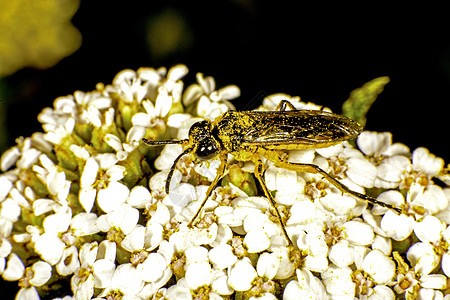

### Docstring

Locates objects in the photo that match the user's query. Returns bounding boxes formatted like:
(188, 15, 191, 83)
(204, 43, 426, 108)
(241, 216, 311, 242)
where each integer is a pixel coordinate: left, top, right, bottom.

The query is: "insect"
(143, 100, 402, 248)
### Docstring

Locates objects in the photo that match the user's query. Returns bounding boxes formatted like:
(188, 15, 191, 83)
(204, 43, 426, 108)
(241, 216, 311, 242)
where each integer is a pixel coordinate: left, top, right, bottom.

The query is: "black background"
(1, 1, 450, 298)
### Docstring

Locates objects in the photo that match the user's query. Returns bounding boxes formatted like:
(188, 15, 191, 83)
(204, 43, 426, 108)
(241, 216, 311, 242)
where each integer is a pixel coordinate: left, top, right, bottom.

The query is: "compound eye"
(195, 139, 218, 160)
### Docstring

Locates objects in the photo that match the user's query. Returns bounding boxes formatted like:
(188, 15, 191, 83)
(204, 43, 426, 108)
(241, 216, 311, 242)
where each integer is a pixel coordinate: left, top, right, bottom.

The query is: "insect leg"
(165, 146, 194, 194)
(275, 100, 297, 112)
(259, 148, 403, 214)
(188, 154, 228, 228)
(253, 155, 295, 248)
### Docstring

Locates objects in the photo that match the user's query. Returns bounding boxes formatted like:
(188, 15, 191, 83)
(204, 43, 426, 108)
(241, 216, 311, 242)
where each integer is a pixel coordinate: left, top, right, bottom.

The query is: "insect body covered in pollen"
(142, 100, 401, 248)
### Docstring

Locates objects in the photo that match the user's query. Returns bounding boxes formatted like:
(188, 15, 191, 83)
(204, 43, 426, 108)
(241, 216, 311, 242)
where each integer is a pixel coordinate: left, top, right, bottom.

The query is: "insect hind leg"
(259, 148, 402, 213)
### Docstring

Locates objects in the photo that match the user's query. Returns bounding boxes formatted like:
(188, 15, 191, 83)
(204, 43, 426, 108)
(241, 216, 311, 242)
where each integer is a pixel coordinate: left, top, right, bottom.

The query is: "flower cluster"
(1, 65, 450, 299)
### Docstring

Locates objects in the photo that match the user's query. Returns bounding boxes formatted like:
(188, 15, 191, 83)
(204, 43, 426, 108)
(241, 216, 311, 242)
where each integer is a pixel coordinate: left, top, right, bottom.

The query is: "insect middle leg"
(188, 154, 228, 228)
(253, 155, 295, 248)
(259, 148, 402, 213)
(275, 100, 297, 112)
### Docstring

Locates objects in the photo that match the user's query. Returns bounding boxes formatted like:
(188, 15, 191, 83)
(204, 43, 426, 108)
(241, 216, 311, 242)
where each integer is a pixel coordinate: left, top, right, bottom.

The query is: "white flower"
(394, 245, 446, 299)
(15, 260, 52, 300)
(377, 147, 444, 191)
(357, 131, 410, 158)
(78, 153, 130, 213)
(96, 203, 139, 236)
(71, 241, 116, 299)
(183, 72, 239, 119)
(34, 207, 72, 265)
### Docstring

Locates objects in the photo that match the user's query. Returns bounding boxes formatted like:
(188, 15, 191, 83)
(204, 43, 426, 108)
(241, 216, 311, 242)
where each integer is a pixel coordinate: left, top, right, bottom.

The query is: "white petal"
(121, 225, 145, 252)
(96, 153, 118, 170)
(111, 263, 144, 295)
(211, 270, 234, 295)
(79, 242, 99, 266)
(127, 186, 151, 208)
(329, 240, 353, 267)
(272, 248, 295, 279)
(126, 126, 146, 144)
(1, 198, 21, 222)
(413, 215, 445, 243)
(32, 199, 56, 216)
(185, 261, 212, 289)
(441, 252, 450, 277)
(139, 252, 168, 282)
(412, 147, 443, 176)
(344, 220, 374, 246)
(79, 187, 97, 213)
(144, 223, 163, 251)
(97, 182, 130, 213)
(104, 134, 123, 152)
(265, 166, 306, 206)
(148, 203, 171, 225)
(92, 259, 115, 288)
(228, 259, 257, 291)
(0, 238, 12, 257)
(372, 235, 392, 256)
(43, 209, 72, 234)
(208, 244, 237, 270)
(368, 285, 395, 300)
(131, 112, 152, 127)
(256, 252, 279, 280)
(244, 230, 270, 253)
(357, 131, 392, 156)
(414, 185, 448, 214)
(3, 253, 25, 280)
(0, 176, 13, 201)
(415, 252, 440, 276)
(420, 274, 447, 289)
(155, 92, 173, 118)
(16, 287, 40, 300)
(1, 146, 21, 171)
(346, 158, 376, 188)
(321, 265, 355, 297)
(81, 157, 99, 188)
(167, 64, 189, 82)
(71, 213, 99, 236)
(106, 165, 126, 181)
(215, 85, 240, 100)
(112, 204, 140, 235)
(362, 250, 395, 284)
(377, 156, 411, 183)
(56, 246, 80, 276)
(184, 246, 209, 266)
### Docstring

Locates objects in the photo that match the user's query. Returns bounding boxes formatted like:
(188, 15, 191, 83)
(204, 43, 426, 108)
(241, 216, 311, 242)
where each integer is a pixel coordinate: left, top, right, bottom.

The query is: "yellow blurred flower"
(0, 0, 81, 77)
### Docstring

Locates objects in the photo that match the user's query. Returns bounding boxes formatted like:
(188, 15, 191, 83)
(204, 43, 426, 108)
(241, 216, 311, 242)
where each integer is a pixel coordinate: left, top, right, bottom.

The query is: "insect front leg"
(259, 148, 403, 214)
(253, 155, 295, 248)
(188, 154, 228, 228)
